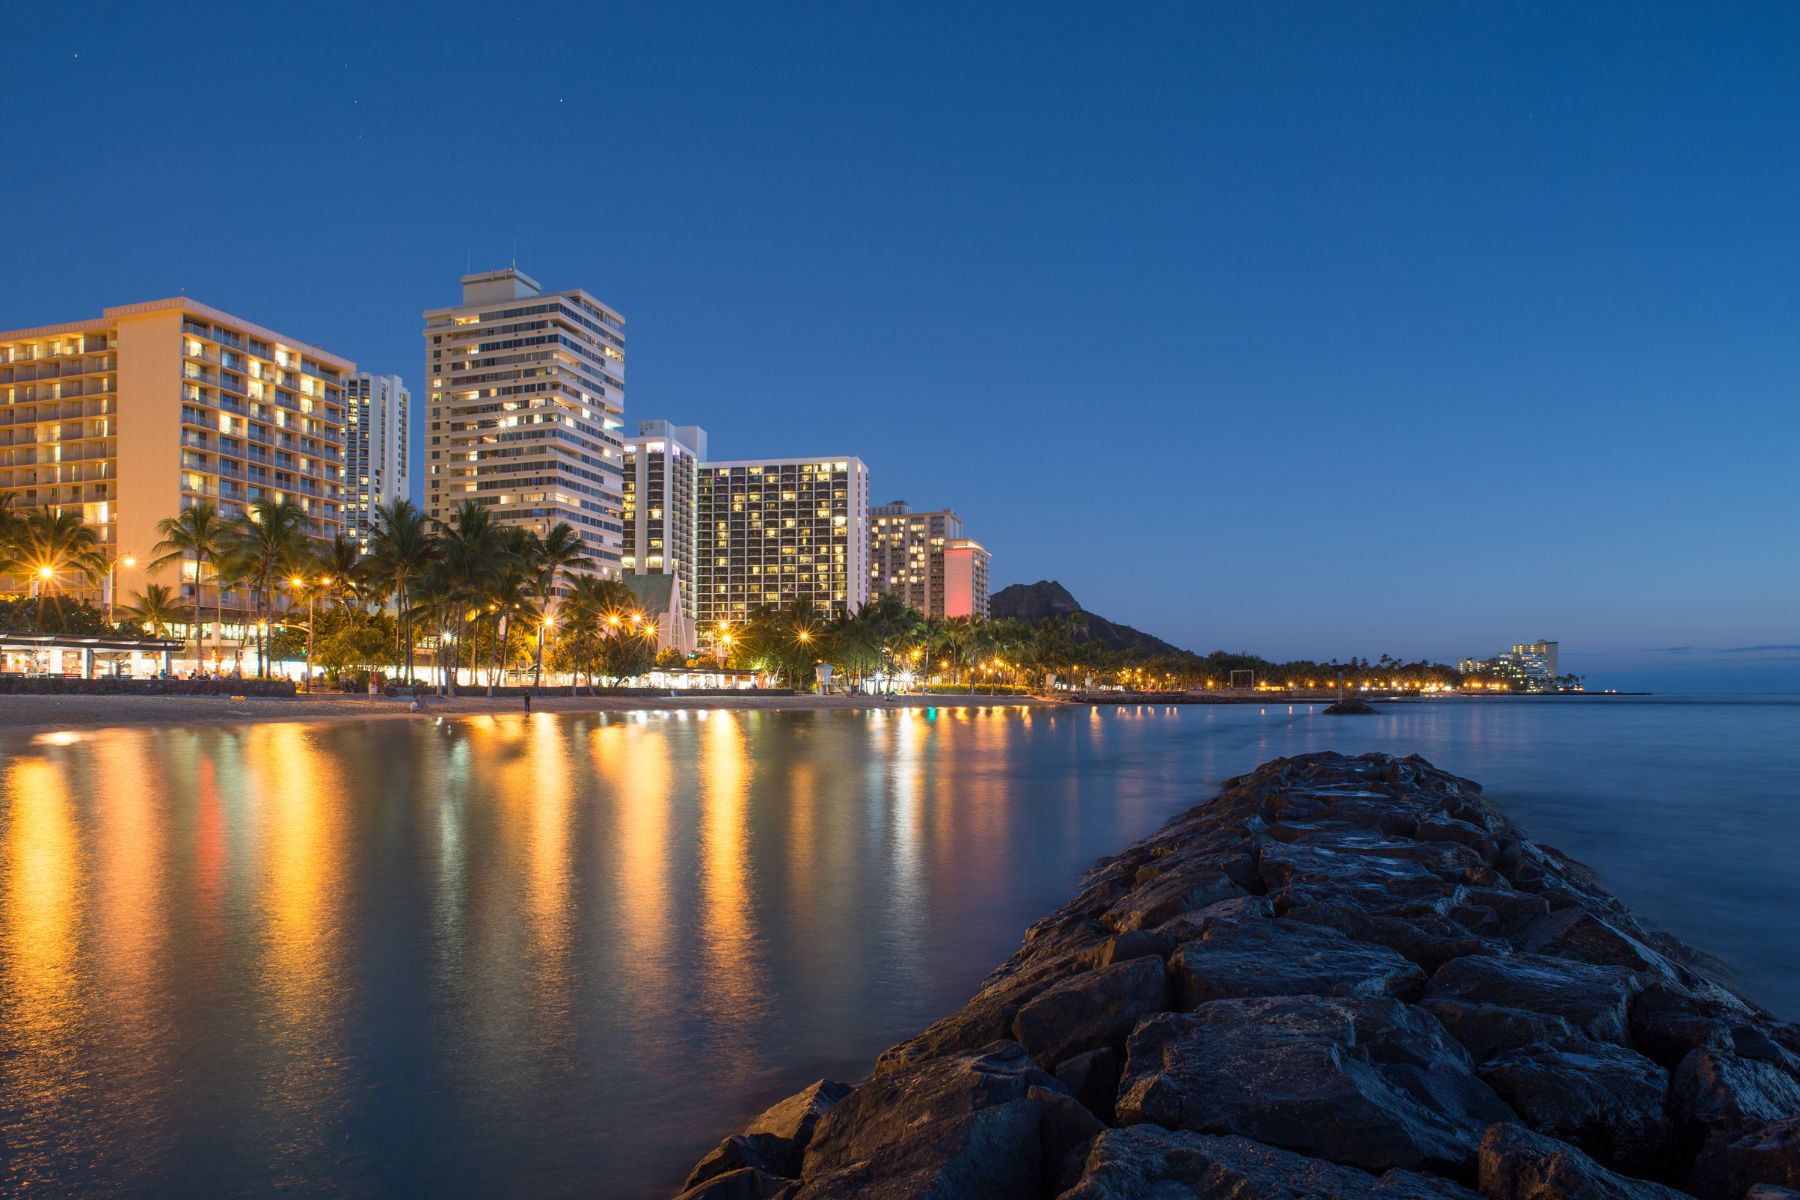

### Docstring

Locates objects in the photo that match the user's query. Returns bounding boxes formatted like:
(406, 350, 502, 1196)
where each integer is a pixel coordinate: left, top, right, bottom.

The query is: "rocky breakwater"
(671, 752, 1800, 1200)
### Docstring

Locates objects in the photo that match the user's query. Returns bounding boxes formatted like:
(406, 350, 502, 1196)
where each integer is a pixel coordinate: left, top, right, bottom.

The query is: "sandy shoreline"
(0, 689, 1059, 737)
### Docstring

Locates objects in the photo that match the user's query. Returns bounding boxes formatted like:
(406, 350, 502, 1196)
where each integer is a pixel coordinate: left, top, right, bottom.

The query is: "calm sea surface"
(1, 696, 1796, 1197)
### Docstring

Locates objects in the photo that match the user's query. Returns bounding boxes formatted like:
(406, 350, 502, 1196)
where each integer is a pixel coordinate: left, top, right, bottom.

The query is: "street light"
(291, 575, 319, 693)
(106, 554, 137, 625)
(535, 611, 556, 694)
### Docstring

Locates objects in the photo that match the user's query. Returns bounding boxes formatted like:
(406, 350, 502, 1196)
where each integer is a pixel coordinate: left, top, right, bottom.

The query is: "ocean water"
(0, 696, 1794, 1197)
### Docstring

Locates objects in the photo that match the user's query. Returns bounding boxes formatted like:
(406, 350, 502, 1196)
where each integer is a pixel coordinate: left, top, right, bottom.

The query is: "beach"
(0, 688, 1057, 734)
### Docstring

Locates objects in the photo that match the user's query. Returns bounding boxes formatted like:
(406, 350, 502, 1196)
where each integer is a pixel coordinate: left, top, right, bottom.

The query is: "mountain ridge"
(987, 580, 1187, 657)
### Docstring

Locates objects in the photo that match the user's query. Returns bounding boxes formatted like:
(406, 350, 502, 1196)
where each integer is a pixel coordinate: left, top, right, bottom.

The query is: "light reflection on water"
(0, 698, 1796, 1198)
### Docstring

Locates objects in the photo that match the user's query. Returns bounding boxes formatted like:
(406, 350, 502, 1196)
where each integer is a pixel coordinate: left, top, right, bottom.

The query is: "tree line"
(3, 495, 1489, 693)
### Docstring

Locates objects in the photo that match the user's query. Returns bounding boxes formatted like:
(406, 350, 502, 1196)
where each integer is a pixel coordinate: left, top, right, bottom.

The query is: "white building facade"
(343, 372, 411, 548)
(622, 420, 706, 624)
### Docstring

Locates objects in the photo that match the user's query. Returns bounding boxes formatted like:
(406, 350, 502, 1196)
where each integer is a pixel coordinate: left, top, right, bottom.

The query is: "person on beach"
(523, 692, 532, 714)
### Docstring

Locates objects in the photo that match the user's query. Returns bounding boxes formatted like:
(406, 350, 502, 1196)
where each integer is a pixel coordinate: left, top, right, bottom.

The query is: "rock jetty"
(672, 752, 1800, 1200)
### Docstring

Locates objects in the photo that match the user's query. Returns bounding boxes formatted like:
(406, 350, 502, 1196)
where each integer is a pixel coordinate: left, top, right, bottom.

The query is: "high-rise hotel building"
(869, 500, 991, 618)
(869, 500, 962, 617)
(0, 298, 349, 608)
(697, 455, 869, 638)
(344, 372, 411, 548)
(423, 269, 626, 572)
(622, 420, 706, 624)
(943, 537, 991, 619)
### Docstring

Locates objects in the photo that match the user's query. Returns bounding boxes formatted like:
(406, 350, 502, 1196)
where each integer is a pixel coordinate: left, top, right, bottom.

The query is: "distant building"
(422, 268, 626, 573)
(1461, 639, 1562, 692)
(868, 500, 961, 616)
(0, 298, 350, 624)
(622, 420, 705, 625)
(344, 372, 411, 549)
(698, 455, 869, 640)
(868, 500, 992, 619)
(943, 537, 991, 619)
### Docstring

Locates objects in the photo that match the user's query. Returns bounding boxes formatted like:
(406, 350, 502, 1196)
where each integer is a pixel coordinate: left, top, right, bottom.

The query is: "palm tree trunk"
(212, 559, 224, 672)
(533, 622, 545, 691)
(191, 550, 203, 672)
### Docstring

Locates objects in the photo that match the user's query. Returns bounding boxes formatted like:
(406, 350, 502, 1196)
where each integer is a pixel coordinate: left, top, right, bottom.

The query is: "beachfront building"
(868, 500, 992, 619)
(344, 372, 411, 549)
(1460, 639, 1561, 692)
(621, 572, 696, 656)
(868, 500, 960, 617)
(943, 536, 991, 619)
(423, 268, 626, 574)
(0, 297, 350, 619)
(697, 455, 869, 642)
(622, 420, 705, 626)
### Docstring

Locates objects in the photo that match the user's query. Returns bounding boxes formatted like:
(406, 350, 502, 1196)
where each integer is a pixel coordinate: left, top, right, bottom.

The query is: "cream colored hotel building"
(0, 298, 349, 615)
(423, 269, 627, 573)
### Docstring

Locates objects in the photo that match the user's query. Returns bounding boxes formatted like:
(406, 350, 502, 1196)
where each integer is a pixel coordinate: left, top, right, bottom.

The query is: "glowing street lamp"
(106, 554, 138, 626)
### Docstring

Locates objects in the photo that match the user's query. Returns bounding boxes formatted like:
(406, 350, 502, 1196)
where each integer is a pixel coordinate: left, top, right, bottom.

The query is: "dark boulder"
(1478, 1124, 1691, 1200)
(1519, 908, 1675, 980)
(1672, 1049, 1800, 1139)
(1285, 900, 1499, 971)
(1102, 869, 1245, 933)
(1115, 996, 1511, 1176)
(1259, 835, 1478, 917)
(1426, 953, 1638, 1043)
(1013, 956, 1170, 1069)
(673, 1166, 793, 1200)
(1476, 1038, 1671, 1175)
(1154, 895, 1273, 941)
(796, 1041, 1089, 1199)
(1734, 1025, 1800, 1079)
(1055, 1047, 1122, 1123)
(1089, 929, 1174, 969)
(1323, 696, 1379, 715)
(744, 1079, 853, 1148)
(1420, 999, 1578, 1062)
(1057, 1125, 1481, 1199)
(875, 950, 1088, 1074)
(1416, 816, 1502, 866)
(1167, 916, 1425, 1008)
(684, 1134, 800, 1191)
(1691, 1116, 1800, 1200)
(1629, 984, 1736, 1069)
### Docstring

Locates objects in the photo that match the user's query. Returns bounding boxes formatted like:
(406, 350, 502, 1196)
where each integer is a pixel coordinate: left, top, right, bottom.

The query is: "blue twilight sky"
(3, 2, 1796, 690)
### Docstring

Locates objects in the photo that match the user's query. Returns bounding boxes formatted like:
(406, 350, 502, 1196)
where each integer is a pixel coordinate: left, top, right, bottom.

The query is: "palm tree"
(481, 525, 537, 692)
(364, 499, 435, 682)
(939, 615, 975, 691)
(856, 592, 920, 693)
(151, 501, 230, 670)
(121, 583, 185, 638)
(425, 501, 511, 695)
(558, 574, 637, 692)
(0, 493, 21, 569)
(226, 497, 312, 678)
(522, 522, 587, 690)
(317, 533, 364, 612)
(15, 507, 109, 630)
